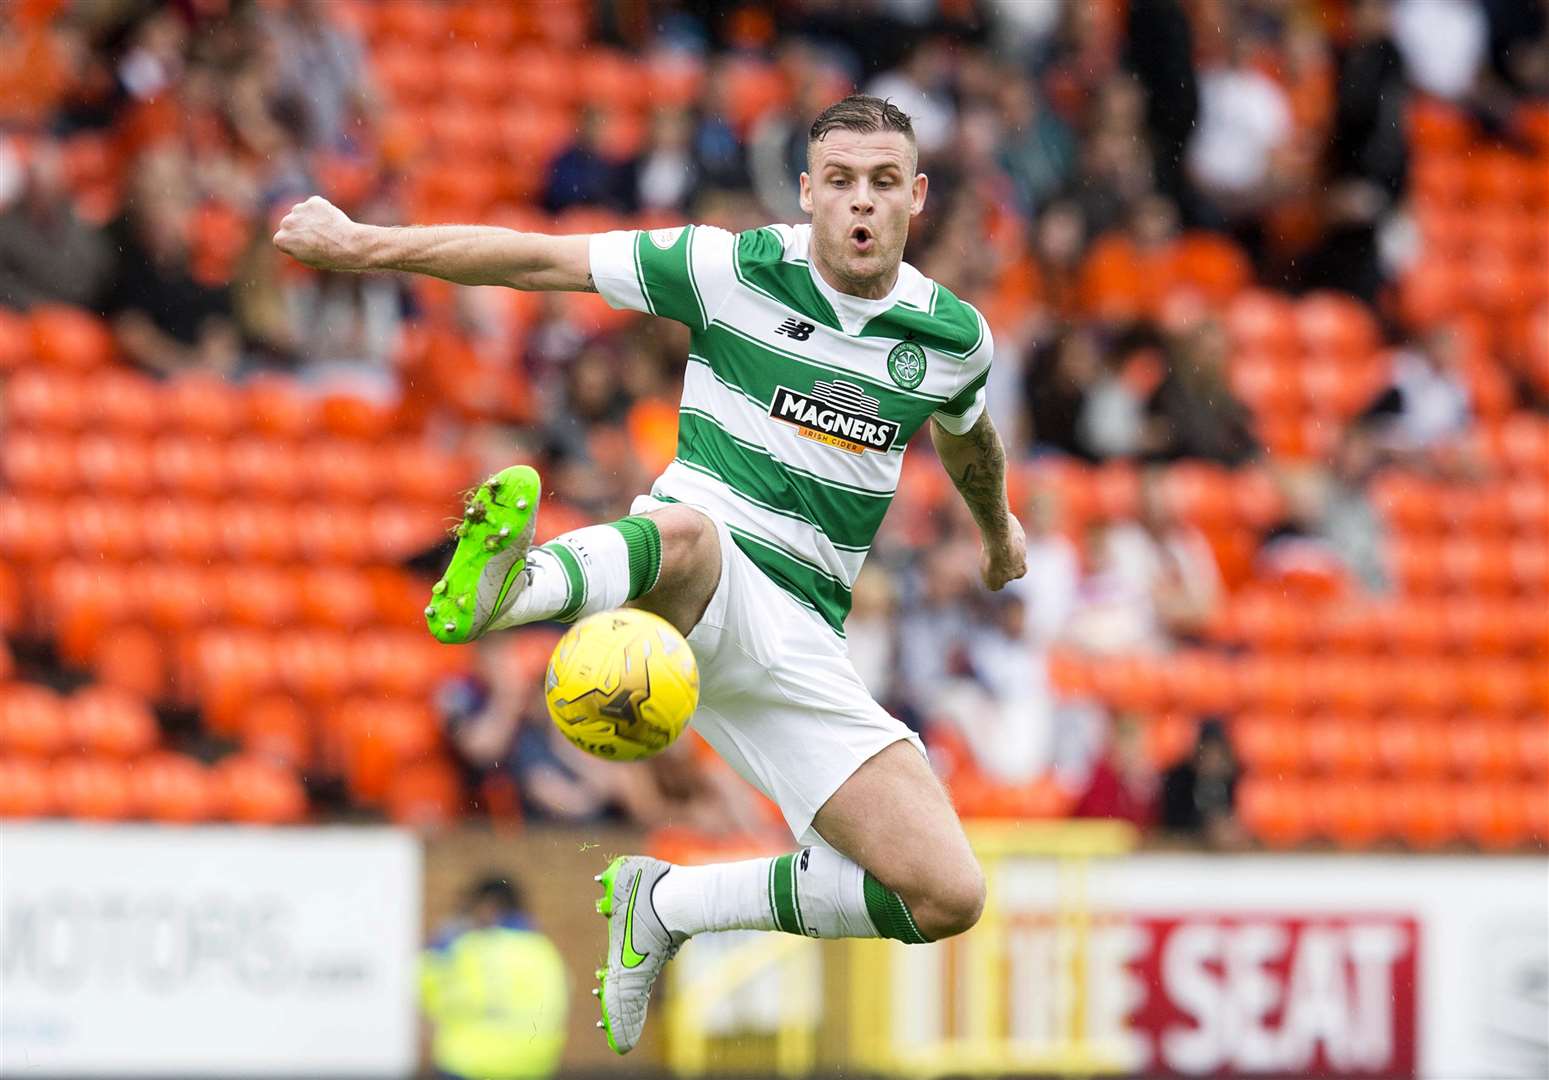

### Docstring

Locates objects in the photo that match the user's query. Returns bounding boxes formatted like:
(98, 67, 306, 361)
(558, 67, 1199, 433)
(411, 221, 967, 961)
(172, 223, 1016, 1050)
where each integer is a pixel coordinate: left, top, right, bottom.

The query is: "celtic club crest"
(887, 340, 927, 390)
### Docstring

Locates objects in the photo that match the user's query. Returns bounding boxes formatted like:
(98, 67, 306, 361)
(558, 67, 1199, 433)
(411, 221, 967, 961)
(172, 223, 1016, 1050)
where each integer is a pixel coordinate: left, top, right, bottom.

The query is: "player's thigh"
(624, 504, 721, 637)
(811, 740, 985, 939)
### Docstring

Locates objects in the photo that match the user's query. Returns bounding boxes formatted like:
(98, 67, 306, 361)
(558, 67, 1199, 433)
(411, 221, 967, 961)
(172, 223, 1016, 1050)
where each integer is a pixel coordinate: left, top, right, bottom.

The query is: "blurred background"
(0, 0, 1545, 1077)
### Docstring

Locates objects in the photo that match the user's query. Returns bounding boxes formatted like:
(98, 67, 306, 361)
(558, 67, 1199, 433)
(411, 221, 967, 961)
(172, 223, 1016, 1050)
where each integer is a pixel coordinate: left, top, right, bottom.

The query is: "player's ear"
(799, 172, 814, 215)
(910, 172, 928, 217)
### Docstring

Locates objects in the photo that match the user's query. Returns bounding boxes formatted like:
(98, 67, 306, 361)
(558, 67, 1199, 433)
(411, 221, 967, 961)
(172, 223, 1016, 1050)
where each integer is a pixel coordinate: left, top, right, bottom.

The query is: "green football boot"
(592, 855, 684, 1055)
(424, 464, 541, 644)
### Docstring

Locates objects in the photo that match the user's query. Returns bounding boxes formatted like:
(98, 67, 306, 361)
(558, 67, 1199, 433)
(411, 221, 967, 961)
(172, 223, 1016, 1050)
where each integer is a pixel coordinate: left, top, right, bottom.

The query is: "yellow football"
(544, 608, 699, 761)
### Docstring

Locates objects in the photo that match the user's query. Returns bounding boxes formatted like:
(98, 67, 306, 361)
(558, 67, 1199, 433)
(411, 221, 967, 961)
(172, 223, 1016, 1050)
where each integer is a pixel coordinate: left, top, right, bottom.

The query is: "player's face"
(800, 130, 926, 299)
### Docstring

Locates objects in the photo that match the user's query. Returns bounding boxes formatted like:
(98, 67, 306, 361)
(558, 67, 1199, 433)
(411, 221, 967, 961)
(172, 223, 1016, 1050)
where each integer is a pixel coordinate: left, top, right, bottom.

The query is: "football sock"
(488, 516, 662, 629)
(650, 847, 930, 944)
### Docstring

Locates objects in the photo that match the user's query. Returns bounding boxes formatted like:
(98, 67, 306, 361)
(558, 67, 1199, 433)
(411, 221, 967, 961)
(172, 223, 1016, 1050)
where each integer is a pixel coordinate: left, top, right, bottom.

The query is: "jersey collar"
(793, 224, 931, 337)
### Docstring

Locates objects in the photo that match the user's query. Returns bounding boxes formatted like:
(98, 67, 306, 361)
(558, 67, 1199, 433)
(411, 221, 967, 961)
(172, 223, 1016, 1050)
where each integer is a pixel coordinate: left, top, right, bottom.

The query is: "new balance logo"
(775, 318, 815, 341)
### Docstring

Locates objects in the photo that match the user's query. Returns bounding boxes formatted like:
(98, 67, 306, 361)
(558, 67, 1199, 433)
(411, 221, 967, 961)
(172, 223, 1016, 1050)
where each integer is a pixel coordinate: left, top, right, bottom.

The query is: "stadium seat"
(1230, 713, 1306, 775)
(163, 373, 245, 438)
(131, 752, 216, 823)
(238, 695, 313, 770)
(0, 755, 53, 817)
(339, 698, 440, 804)
(1226, 290, 1298, 355)
(215, 754, 307, 824)
(1443, 719, 1519, 779)
(448, 1, 521, 49)
(0, 683, 68, 757)
(51, 756, 134, 820)
(244, 375, 318, 439)
(219, 500, 297, 564)
(70, 498, 145, 562)
(1296, 292, 1378, 360)
(296, 566, 377, 629)
(0, 306, 29, 371)
(272, 628, 354, 702)
(150, 434, 227, 497)
(1305, 714, 1379, 775)
(1309, 778, 1384, 849)
(224, 438, 309, 501)
(140, 498, 222, 562)
(28, 305, 114, 370)
(1453, 783, 1531, 851)
(1381, 779, 1456, 849)
(66, 685, 158, 758)
(85, 367, 163, 432)
(91, 624, 167, 702)
(221, 566, 300, 629)
(1237, 776, 1313, 848)
(1375, 717, 1449, 778)
(5, 368, 86, 430)
(386, 758, 463, 827)
(3, 429, 77, 492)
(75, 431, 154, 496)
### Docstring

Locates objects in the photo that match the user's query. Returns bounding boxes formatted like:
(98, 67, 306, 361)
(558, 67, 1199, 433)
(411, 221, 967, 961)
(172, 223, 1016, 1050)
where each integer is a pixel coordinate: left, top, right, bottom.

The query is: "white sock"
(652, 847, 921, 942)
(487, 523, 641, 629)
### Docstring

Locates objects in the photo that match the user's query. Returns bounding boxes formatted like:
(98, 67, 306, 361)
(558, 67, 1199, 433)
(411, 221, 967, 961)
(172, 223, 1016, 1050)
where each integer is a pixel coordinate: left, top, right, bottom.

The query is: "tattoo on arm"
(938, 413, 1011, 536)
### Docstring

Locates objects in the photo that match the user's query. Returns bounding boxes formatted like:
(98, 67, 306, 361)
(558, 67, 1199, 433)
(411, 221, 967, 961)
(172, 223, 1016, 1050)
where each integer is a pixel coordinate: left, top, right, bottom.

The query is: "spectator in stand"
(1014, 488, 1081, 648)
(421, 874, 567, 1080)
(1362, 326, 1473, 467)
(1160, 719, 1245, 849)
(1073, 713, 1158, 828)
(1064, 519, 1167, 654)
(543, 108, 633, 214)
(1078, 321, 1168, 460)
(896, 557, 973, 724)
(1104, 471, 1223, 642)
(1026, 326, 1102, 460)
(1069, 75, 1156, 238)
(630, 107, 702, 215)
(0, 140, 110, 309)
(865, 38, 958, 158)
(845, 566, 899, 707)
(1329, 0, 1410, 198)
(260, 0, 377, 153)
(99, 149, 241, 377)
(1122, 0, 1198, 207)
(1391, 0, 1489, 102)
(1187, 29, 1296, 227)
(1146, 318, 1260, 466)
(996, 73, 1076, 219)
(1259, 429, 1391, 595)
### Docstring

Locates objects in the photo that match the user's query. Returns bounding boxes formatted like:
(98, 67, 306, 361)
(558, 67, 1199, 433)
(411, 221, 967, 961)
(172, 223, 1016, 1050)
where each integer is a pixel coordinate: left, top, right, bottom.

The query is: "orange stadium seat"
(28, 305, 114, 370)
(1515, 722, 1549, 778)
(1305, 715, 1380, 776)
(0, 306, 28, 370)
(51, 756, 134, 820)
(3, 429, 77, 492)
(1453, 784, 1531, 851)
(0, 683, 68, 757)
(1296, 292, 1378, 360)
(131, 752, 216, 823)
(150, 434, 227, 497)
(1375, 717, 1449, 778)
(238, 695, 313, 770)
(75, 431, 155, 496)
(292, 501, 371, 564)
(224, 437, 309, 501)
(0, 756, 53, 817)
(88, 367, 164, 432)
(296, 566, 377, 629)
(1227, 289, 1298, 355)
(272, 629, 354, 702)
(219, 500, 298, 563)
(140, 497, 222, 562)
(1231, 713, 1307, 775)
(163, 373, 245, 438)
(1309, 778, 1384, 849)
(506, 46, 575, 108)
(5, 368, 87, 430)
(215, 754, 307, 824)
(1382, 779, 1456, 849)
(386, 758, 463, 827)
(339, 698, 439, 804)
(91, 625, 167, 702)
(373, 45, 442, 105)
(221, 566, 300, 629)
(66, 685, 158, 758)
(1444, 719, 1520, 779)
(245, 375, 318, 439)
(1237, 776, 1313, 848)
(448, 1, 522, 49)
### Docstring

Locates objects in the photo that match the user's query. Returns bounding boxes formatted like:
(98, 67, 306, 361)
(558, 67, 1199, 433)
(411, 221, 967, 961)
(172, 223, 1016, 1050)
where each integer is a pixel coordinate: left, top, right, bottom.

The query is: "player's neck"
(810, 250, 898, 302)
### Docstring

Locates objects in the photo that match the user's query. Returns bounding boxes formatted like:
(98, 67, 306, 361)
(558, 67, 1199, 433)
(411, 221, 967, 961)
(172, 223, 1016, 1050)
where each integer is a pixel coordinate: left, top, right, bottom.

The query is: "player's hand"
(272, 195, 366, 271)
(980, 515, 1027, 591)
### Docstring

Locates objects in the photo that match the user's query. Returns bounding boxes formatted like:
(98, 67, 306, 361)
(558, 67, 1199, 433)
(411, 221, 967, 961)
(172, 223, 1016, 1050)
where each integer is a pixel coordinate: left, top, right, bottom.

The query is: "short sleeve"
(931, 314, 993, 435)
(588, 224, 737, 331)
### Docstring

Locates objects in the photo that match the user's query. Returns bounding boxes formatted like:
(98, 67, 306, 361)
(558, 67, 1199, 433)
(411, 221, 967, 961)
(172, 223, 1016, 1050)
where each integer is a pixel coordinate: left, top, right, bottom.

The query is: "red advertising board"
(1124, 914, 1420, 1077)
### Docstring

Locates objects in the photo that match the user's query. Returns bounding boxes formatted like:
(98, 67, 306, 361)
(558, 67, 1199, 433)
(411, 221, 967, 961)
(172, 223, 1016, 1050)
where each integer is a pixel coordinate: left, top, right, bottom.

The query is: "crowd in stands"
(2, 0, 1545, 850)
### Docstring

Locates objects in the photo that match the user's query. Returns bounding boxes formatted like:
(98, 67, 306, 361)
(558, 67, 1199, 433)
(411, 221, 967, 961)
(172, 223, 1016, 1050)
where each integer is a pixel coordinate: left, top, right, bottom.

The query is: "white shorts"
(631, 495, 924, 846)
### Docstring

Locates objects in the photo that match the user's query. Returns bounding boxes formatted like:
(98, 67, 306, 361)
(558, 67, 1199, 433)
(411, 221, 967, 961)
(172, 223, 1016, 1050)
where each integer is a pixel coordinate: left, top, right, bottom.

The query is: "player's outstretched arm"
(272, 196, 595, 292)
(930, 413, 1027, 590)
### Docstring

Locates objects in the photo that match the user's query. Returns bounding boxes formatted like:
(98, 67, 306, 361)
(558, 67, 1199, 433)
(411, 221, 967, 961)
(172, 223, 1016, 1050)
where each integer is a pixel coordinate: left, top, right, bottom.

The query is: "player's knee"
(649, 506, 717, 570)
(910, 860, 986, 941)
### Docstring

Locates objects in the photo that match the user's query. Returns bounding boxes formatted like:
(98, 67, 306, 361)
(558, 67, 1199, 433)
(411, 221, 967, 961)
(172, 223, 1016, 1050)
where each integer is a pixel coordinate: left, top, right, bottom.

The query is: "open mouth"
(849, 225, 874, 252)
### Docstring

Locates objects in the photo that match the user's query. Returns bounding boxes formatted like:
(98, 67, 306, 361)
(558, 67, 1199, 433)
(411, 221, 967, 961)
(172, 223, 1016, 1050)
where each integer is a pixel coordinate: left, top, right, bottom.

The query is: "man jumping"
(275, 95, 1027, 1055)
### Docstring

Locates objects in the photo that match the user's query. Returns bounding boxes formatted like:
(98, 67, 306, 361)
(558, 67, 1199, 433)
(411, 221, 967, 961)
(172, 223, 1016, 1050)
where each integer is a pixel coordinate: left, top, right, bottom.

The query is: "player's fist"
(981, 515, 1027, 591)
(272, 196, 365, 271)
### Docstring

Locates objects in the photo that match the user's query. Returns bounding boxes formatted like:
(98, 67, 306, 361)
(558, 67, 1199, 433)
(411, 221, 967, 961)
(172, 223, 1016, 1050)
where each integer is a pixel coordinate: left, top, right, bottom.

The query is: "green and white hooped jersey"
(590, 223, 992, 636)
